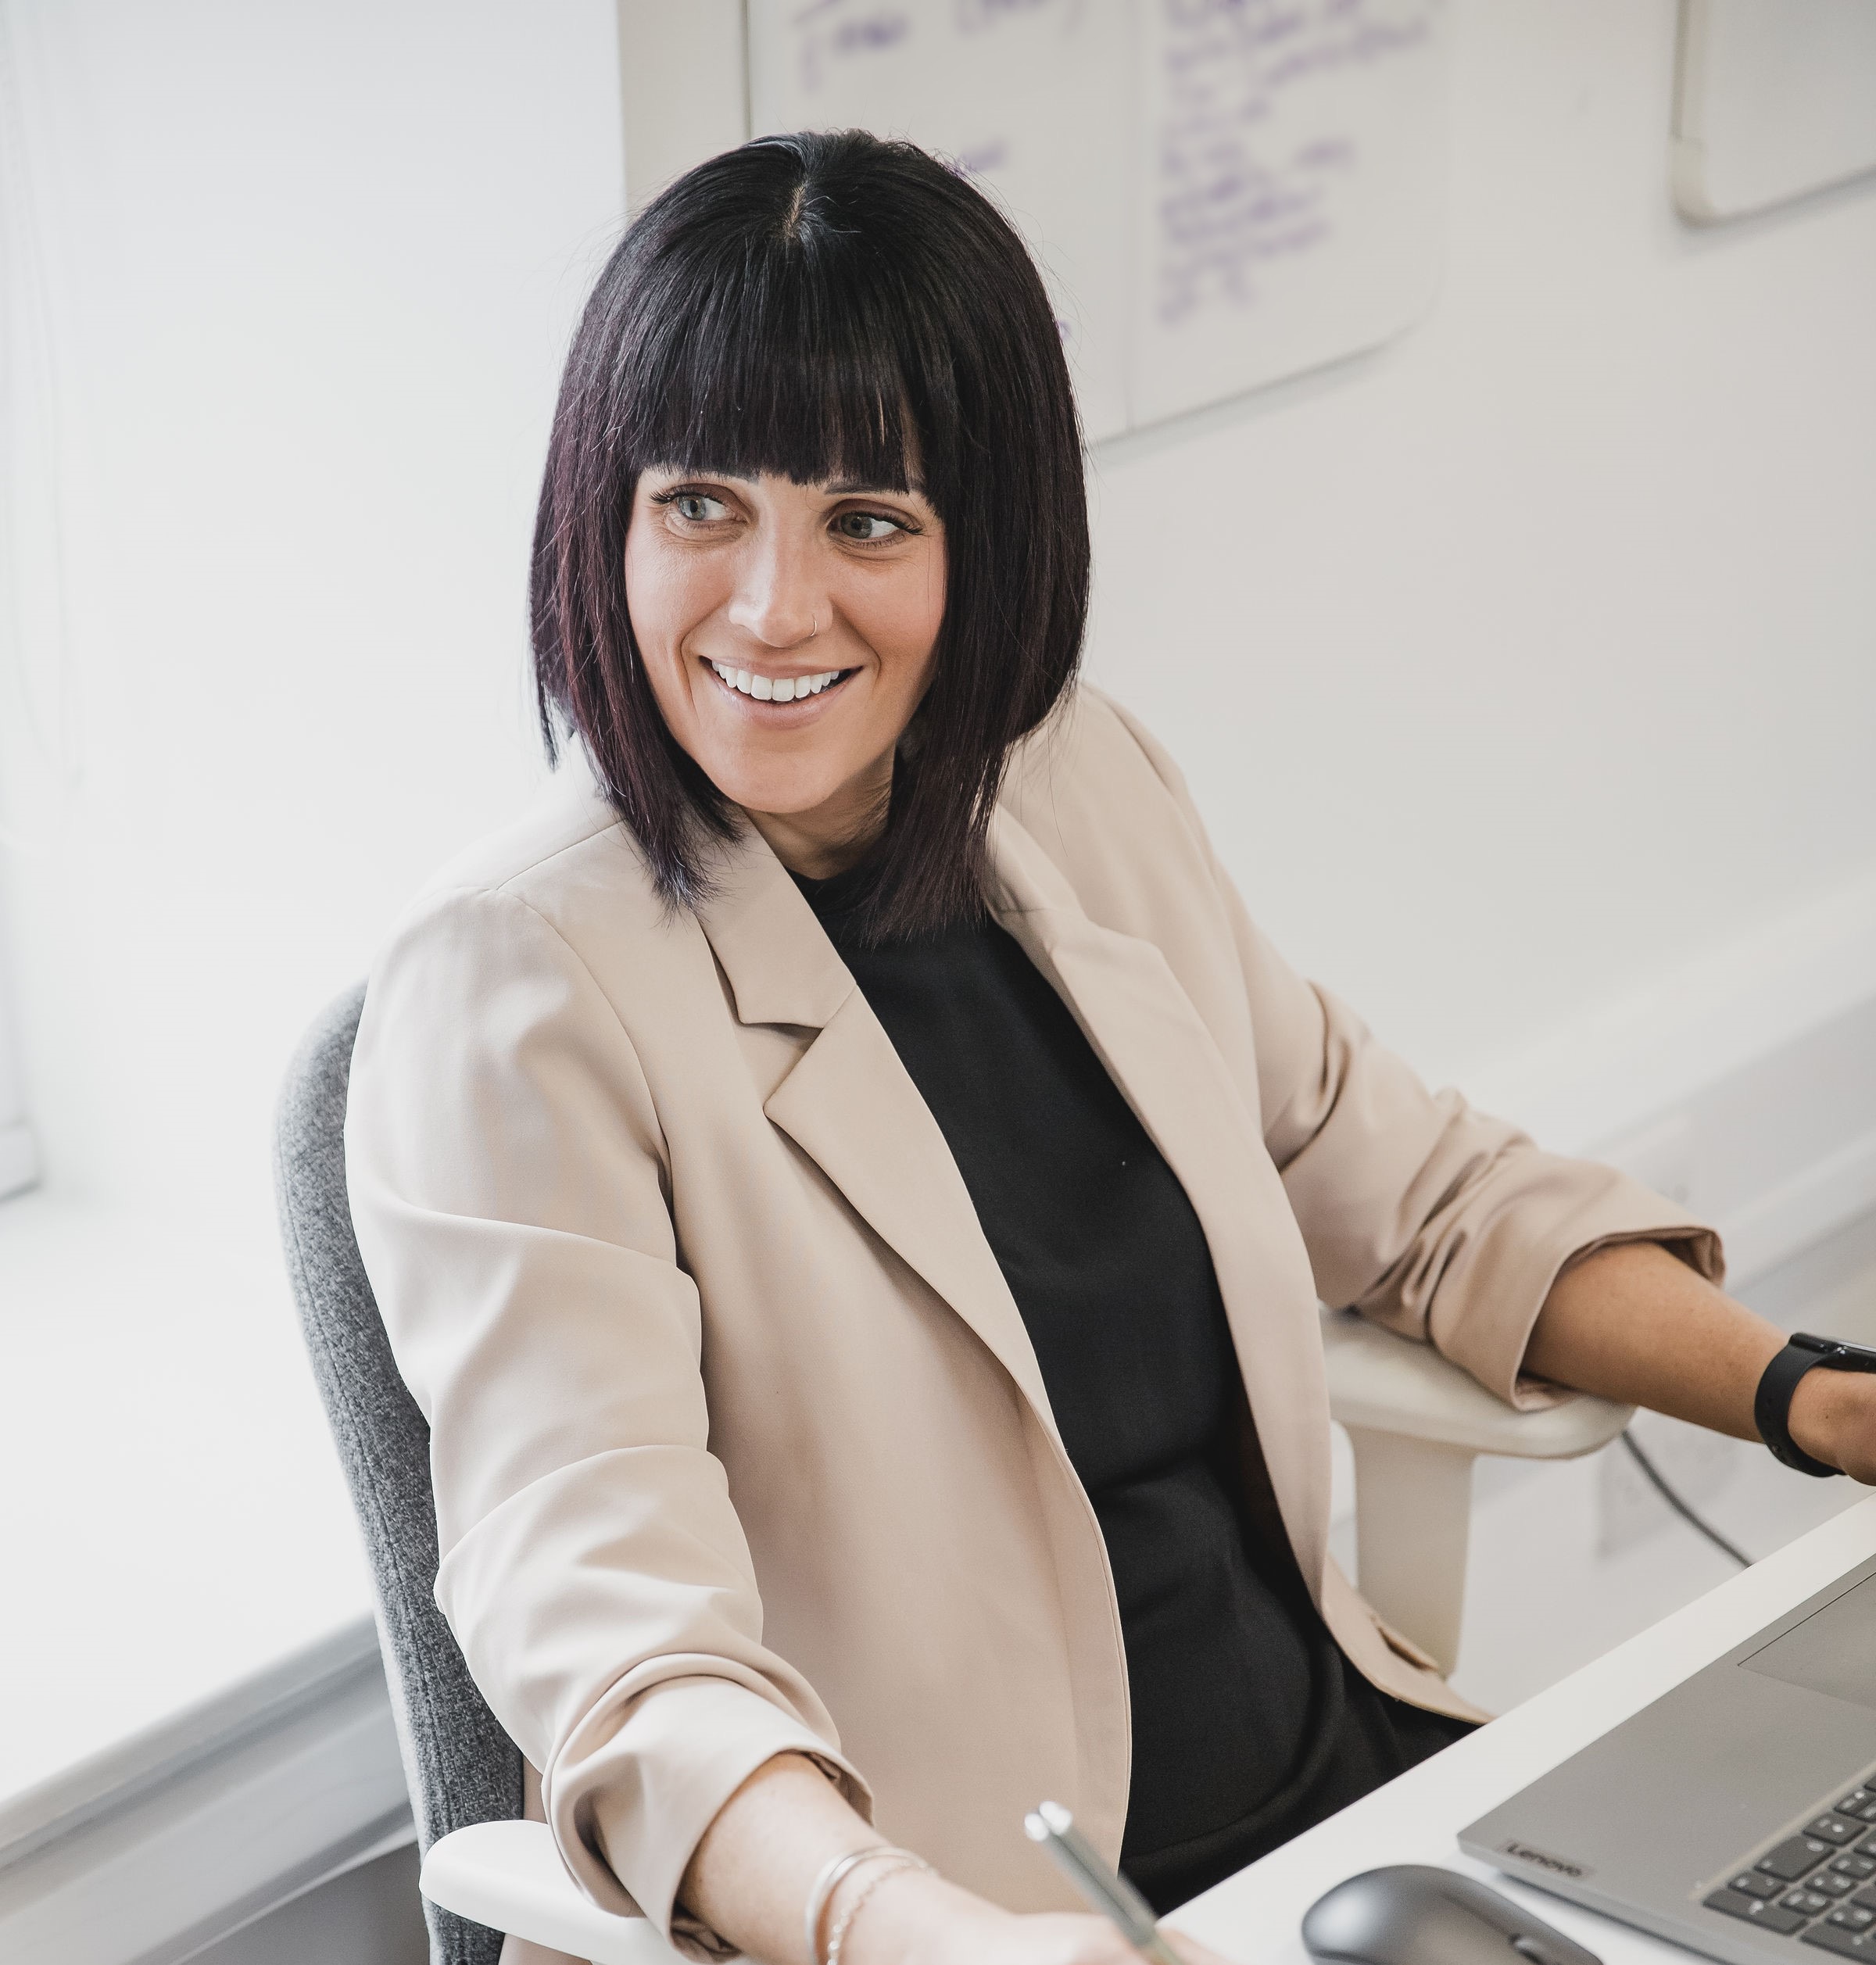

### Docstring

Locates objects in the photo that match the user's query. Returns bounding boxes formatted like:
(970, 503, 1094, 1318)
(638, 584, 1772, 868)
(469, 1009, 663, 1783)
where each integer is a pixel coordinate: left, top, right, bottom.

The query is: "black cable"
(1619, 1429, 1753, 1570)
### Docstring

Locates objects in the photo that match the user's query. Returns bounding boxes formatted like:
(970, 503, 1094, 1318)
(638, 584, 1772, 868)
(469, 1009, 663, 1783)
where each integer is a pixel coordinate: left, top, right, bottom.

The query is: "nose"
(724, 524, 828, 650)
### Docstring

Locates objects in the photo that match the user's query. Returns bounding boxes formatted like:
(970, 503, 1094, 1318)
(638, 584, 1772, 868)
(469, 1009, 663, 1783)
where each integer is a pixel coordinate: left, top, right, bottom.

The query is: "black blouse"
(795, 869, 1470, 1910)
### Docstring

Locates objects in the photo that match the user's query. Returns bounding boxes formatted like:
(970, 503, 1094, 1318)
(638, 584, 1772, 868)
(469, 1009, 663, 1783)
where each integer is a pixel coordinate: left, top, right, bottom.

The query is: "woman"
(345, 131, 1876, 1965)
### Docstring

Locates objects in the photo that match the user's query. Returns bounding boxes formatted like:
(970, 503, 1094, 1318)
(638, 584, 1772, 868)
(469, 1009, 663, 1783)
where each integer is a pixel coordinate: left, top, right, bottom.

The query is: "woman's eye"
(833, 510, 905, 543)
(671, 492, 729, 524)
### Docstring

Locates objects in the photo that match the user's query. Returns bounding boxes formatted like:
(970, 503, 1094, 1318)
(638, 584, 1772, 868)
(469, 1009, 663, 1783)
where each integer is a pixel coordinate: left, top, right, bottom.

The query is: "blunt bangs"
(621, 220, 919, 503)
(530, 128, 1090, 941)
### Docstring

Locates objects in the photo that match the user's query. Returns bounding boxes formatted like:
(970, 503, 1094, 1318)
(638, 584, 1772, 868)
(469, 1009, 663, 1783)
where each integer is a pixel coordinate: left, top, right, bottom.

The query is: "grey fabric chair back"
(274, 983, 522, 1965)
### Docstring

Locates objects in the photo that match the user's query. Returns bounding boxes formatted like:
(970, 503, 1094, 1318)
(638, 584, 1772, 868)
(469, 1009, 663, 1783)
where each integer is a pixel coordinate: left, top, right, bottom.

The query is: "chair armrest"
(1321, 1308, 1632, 1460)
(421, 1820, 680, 1964)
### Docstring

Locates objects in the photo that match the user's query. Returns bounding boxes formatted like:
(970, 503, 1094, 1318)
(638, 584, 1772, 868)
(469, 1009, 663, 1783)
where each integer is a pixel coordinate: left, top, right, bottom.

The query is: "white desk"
(1169, 1493, 1876, 1963)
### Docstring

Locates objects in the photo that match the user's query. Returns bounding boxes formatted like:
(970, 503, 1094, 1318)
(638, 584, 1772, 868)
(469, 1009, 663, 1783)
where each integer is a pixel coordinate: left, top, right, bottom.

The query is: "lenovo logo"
(1502, 1841, 1590, 1879)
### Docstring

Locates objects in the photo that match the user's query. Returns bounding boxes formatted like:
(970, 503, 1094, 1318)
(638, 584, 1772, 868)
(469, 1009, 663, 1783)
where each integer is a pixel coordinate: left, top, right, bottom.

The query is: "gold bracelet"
(806, 1846, 908, 1965)
(824, 1852, 934, 1965)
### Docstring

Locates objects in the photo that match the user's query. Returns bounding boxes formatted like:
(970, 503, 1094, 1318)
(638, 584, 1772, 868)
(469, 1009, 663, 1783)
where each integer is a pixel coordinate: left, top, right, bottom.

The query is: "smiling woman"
(343, 124, 1854, 1965)
(529, 128, 1086, 939)
(623, 466, 948, 880)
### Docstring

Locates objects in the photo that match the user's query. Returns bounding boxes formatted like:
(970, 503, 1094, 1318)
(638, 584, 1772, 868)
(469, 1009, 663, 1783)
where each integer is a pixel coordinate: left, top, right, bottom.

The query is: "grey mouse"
(1301, 1864, 1602, 1965)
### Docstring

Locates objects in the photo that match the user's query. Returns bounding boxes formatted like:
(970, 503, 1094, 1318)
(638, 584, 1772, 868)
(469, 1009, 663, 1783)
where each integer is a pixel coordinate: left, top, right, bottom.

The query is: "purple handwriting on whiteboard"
(784, 0, 911, 95)
(785, 0, 1084, 97)
(1156, 0, 1435, 326)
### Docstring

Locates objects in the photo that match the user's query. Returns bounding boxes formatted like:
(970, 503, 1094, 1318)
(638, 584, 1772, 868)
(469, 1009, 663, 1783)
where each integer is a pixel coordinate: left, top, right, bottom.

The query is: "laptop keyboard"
(1705, 1783, 1876, 1956)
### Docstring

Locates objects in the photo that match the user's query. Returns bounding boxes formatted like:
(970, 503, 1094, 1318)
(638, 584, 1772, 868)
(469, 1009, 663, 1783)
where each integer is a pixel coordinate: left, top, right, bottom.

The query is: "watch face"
(1796, 1333, 1876, 1372)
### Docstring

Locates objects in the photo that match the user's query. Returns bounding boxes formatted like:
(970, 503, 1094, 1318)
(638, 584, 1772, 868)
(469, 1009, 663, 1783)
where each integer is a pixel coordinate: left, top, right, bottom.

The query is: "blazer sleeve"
(345, 882, 870, 1958)
(1103, 700, 1726, 1408)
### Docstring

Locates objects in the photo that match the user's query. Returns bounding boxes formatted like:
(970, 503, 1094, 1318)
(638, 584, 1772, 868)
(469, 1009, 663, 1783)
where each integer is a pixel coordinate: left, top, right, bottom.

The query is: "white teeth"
(709, 660, 846, 701)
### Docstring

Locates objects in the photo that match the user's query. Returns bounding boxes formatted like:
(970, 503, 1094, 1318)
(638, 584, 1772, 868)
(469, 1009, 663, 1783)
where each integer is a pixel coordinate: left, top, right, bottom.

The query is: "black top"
(795, 869, 1471, 1910)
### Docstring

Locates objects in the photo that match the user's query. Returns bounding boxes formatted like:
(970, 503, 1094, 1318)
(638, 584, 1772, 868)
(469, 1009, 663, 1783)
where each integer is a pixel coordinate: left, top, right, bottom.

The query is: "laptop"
(1459, 1552, 1876, 1965)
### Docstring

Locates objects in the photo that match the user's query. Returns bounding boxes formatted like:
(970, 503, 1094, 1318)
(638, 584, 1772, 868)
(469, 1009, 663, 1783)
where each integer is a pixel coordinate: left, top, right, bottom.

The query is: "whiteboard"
(1674, 0, 1876, 222)
(746, 0, 1452, 441)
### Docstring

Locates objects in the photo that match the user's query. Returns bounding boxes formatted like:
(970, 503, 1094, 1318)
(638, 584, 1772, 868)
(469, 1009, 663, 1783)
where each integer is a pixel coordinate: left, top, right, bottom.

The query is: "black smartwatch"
(1753, 1332, 1876, 1477)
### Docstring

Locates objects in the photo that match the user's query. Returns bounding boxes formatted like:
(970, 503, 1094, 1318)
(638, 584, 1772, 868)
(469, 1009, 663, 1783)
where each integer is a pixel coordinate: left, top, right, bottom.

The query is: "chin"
(702, 757, 850, 821)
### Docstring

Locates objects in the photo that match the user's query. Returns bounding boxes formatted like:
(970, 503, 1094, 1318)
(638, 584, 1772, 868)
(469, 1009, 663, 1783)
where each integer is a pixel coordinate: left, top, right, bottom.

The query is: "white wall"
(0, 0, 620, 1221)
(1083, 1, 1876, 1099)
(1, 0, 1872, 1238)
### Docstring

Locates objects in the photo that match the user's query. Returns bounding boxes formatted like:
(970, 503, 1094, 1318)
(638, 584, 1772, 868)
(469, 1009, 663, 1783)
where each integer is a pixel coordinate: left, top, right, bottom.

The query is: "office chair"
(274, 986, 1629, 1961)
(275, 984, 525, 1965)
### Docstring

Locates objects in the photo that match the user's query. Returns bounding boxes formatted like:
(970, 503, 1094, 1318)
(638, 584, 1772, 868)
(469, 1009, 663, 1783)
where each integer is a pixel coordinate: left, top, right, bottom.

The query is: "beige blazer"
(345, 688, 1719, 1957)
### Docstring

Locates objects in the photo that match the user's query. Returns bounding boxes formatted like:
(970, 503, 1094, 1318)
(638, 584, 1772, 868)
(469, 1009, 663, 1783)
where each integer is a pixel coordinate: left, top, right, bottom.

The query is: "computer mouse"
(1301, 1864, 1602, 1965)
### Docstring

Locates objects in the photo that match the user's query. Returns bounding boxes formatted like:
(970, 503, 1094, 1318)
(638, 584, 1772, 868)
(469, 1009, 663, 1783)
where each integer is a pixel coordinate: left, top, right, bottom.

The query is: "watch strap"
(1754, 1333, 1876, 1479)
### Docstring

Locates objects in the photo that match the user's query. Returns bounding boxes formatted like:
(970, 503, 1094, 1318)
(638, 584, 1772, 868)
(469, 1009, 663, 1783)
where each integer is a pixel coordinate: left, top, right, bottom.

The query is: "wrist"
(833, 1869, 1000, 1965)
(1788, 1366, 1876, 1476)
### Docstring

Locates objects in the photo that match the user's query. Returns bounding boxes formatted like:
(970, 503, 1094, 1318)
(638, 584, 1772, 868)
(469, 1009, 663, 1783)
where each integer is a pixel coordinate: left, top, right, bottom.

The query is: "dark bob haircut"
(529, 127, 1090, 942)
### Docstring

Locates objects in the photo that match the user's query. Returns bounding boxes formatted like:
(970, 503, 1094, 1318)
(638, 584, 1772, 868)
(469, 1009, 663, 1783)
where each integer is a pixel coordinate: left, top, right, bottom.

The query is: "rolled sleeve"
(1348, 1117, 1725, 1409)
(1276, 979, 1725, 1407)
(551, 1675, 871, 1960)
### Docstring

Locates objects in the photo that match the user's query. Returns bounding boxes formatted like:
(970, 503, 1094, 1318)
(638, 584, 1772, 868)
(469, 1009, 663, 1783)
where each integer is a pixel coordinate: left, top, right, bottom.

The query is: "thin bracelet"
(825, 1853, 934, 1965)
(804, 1847, 909, 1965)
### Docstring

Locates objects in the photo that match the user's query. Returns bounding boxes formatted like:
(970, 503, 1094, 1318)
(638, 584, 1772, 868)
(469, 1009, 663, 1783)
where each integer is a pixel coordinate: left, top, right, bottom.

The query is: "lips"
(707, 659, 851, 704)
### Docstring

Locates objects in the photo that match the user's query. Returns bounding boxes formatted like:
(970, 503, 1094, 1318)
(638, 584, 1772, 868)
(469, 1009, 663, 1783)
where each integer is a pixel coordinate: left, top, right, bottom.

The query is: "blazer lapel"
(984, 811, 1335, 1598)
(696, 825, 1062, 1444)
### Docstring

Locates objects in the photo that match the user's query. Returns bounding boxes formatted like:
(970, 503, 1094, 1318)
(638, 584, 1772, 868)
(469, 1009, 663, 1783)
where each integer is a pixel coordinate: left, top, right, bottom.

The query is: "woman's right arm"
(681, 1753, 1233, 1965)
(346, 882, 874, 1949)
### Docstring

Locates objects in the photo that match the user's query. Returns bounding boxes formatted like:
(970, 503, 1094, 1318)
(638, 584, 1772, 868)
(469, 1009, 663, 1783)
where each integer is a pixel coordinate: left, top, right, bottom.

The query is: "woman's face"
(624, 465, 947, 873)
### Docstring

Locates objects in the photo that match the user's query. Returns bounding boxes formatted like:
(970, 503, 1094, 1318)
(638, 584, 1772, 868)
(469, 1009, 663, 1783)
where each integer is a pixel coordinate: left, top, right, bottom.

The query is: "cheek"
(872, 557, 947, 690)
(623, 528, 708, 659)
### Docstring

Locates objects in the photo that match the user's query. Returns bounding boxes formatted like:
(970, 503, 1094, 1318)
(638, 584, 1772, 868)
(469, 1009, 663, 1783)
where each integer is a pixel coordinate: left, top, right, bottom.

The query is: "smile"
(707, 660, 850, 704)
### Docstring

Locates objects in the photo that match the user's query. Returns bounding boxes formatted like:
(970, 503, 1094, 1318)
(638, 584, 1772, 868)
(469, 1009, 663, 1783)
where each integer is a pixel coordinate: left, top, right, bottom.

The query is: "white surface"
(0, 1623, 410, 1965)
(426, 1499, 1876, 1965)
(616, 0, 742, 215)
(1168, 1494, 1876, 1963)
(1467, 882, 1876, 1175)
(1327, 1308, 1631, 1676)
(746, 0, 1451, 440)
(1673, 0, 1876, 221)
(0, 1190, 375, 1816)
(424, 1821, 677, 1965)
(1344, 1429, 1478, 1671)
(0, 1120, 34, 1201)
(1323, 1310, 1631, 1455)
(0, 913, 31, 1200)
